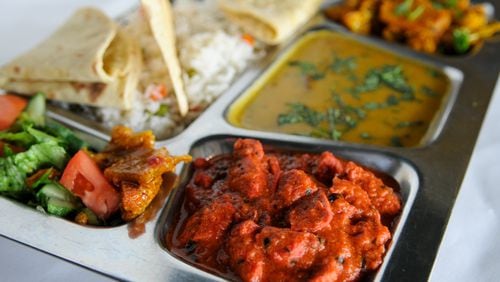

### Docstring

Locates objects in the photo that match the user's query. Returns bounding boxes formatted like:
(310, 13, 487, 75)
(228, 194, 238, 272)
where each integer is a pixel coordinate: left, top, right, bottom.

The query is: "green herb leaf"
(326, 108, 341, 141)
(331, 93, 345, 108)
(344, 115, 357, 128)
(289, 61, 325, 80)
(364, 102, 381, 110)
(378, 65, 414, 98)
(278, 103, 324, 126)
(355, 108, 366, 119)
(386, 95, 400, 106)
(421, 86, 439, 97)
(331, 130, 342, 140)
(330, 56, 357, 74)
(351, 65, 413, 98)
(352, 70, 381, 94)
(427, 68, 442, 78)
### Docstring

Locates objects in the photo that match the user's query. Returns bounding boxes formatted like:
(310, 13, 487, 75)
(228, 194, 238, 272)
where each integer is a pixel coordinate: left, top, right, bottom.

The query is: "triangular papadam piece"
(217, 0, 324, 45)
(141, 0, 189, 116)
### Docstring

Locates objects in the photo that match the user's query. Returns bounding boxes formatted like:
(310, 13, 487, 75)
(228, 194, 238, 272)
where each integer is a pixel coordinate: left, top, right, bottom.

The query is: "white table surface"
(0, 1, 498, 281)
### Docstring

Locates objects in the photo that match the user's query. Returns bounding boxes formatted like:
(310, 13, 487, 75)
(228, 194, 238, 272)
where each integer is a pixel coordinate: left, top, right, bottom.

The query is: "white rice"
(94, 0, 264, 139)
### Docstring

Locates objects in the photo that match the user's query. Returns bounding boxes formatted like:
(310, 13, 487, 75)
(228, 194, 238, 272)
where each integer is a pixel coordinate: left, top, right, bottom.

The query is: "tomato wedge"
(0, 94, 27, 130)
(60, 150, 120, 219)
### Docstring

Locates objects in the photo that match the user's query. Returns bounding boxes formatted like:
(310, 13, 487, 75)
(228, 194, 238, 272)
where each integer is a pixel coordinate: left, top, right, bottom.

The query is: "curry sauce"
(228, 31, 450, 147)
(167, 139, 401, 281)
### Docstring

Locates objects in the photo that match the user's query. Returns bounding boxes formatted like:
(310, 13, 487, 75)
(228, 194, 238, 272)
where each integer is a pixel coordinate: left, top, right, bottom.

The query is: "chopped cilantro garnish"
(278, 96, 364, 141)
(400, 91, 416, 101)
(331, 93, 346, 108)
(352, 70, 380, 94)
(427, 68, 442, 78)
(332, 130, 342, 140)
(364, 102, 381, 110)
(326, 108, 341, 140)
(386, 95, 400, 106)
(351, 65, 413, 99)
(421, 86, 439, 97)
(330, 56, 357, 74)
(344, 115, 357, 128)
(289, 61, 325, 80)
(355, 108, 366, 119)
(277, 103, 324, 126)
(378, 65, 414, 97)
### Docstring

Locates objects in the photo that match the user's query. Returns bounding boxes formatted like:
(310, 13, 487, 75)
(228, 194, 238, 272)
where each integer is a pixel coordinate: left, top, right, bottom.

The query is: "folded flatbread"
(1, 7, 118, 83)
(3, 30, 141, 109)
(217, 0, 324, 45)
(0, 8, 141, 109)
(141, 0, 189, 116)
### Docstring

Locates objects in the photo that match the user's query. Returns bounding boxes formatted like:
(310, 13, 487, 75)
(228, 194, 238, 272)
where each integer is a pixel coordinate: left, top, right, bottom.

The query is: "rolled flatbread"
(0, 8, 118, 83)
(0, 8, 142, 110)
(217, 0, 324, 45)
(2, 29, 141, 109)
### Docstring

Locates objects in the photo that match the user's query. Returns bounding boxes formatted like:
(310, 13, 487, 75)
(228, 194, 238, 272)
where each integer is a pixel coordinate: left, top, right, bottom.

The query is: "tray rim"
(0, 1, 499, 281)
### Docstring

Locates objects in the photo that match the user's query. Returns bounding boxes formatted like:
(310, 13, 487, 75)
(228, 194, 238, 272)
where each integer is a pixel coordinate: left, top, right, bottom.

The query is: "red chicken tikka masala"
(168, 139, 401, 281)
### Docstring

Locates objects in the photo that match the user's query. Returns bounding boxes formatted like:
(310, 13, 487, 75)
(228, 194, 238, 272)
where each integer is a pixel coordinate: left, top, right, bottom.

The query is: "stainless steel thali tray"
(1, 1, 499, 281)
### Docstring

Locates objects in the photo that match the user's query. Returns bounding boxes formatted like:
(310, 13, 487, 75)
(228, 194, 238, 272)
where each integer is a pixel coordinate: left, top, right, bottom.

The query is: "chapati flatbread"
(141, 0, 189, 116)
(217, 0, 323, 45)
(0, 8, 142, 110)
(0, 8, 118, 83)
(1, 28, 141, 109)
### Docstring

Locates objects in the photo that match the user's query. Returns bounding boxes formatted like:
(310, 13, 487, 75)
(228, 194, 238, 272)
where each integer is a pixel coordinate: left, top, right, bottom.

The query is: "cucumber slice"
(46, 198, 78, 217)
(13, 93, 46, 130)
(36, 182, 73, 202)
(36, 182, 81, 217)
(24, 93, 46, 127)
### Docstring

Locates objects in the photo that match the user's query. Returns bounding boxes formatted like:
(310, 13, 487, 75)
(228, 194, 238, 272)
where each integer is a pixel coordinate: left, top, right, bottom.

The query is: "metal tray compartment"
(157, 135, 419, 281)
(225, 25, 465, 148)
